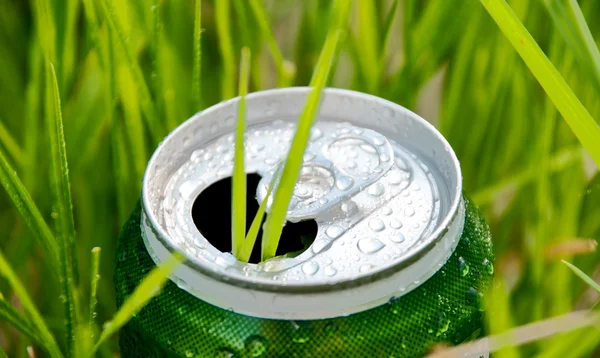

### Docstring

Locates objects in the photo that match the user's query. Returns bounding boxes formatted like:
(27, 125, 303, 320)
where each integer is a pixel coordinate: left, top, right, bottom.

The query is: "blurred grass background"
(0, 0, 600, 356)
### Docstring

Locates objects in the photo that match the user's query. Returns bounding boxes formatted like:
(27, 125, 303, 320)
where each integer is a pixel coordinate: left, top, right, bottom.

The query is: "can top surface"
(141, 88, 463, 317)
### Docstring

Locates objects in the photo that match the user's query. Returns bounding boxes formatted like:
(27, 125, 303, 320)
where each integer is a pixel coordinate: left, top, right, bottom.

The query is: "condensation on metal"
(141, 88, 464, 319)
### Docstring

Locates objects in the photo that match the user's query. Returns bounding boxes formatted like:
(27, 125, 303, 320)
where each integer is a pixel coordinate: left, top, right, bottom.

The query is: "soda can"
(115, 88, 494, 357)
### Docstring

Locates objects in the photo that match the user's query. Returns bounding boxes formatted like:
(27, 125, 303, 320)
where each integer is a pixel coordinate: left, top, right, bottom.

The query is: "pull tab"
(256, 126, 394, 222)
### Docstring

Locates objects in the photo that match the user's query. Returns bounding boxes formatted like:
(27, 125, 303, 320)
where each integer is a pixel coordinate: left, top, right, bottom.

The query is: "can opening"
(191, 173, 318, 263)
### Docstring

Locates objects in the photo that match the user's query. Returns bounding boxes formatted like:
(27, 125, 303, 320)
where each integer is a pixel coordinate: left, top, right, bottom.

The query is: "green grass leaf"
(89, 253, 183, 356)
(248, 0, 294, 86)
(192, 0, 203, 111)
(379, 0, 399, 77)
(232, 47, 251, 258)
(47, 63, 80, 355)
(478, 0, 600, 167)
(88, 247, 101, 329)
(543, 0, 600, 92)
(0, 298, 44, 346)
(239, 166, 281, 263)
(216, 0, 235, 100)
(0, 251, 62, 358)
(472, 145, 581, 205)
(0, 145, 60, 275)
(261, 0, 350, 261)
(0, 118, 25, 167)
(99, 0, 163, 142)
(562, 260, 600, 293)
(356, 0, 380, 93)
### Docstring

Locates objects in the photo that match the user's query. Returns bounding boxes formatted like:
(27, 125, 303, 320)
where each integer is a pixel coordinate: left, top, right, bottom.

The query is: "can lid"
(141, 88, 464, 319)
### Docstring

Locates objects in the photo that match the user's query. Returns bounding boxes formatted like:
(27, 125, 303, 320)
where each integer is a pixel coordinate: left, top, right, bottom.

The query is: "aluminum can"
(115, 88, 494, 357)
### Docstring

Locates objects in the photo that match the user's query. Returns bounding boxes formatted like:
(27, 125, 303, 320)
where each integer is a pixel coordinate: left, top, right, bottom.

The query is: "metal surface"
(141, 88, 463, 319)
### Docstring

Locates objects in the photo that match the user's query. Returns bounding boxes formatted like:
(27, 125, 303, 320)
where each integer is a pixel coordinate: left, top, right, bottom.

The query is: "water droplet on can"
(359, 264, 375, 273)
(335, 176, 354, 191)
(179, 181, 197, 200)
(390, 220, 403, 229)
(302, 262, 319, 275)
(326, 225, 345, 239)
(482, 258, 494, 275)
(244, 335, 268, 357)
(368, 218, 385, 232)
(213, 348, 236, 358)
(458, 257, 469, 277)
(312, 239, 330, 253)
(388, 171, 403, 185)
(387, 297, 401, 314)
(368, 182, 385, 197)
(391, 233, 405, 243)
(358, 238, 385, 254)
(324, 266, 337, 276)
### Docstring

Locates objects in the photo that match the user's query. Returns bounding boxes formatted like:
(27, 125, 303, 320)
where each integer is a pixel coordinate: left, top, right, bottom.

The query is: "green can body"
(115, 196, 493, 358)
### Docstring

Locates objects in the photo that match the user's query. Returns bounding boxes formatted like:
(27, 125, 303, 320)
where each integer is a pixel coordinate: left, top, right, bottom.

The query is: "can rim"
(141, 87, 463, 294)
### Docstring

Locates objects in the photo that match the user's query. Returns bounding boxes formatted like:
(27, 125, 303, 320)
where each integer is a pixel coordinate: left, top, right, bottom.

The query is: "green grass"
(0, 0, 599, 356)
(232, 47, 251, 258)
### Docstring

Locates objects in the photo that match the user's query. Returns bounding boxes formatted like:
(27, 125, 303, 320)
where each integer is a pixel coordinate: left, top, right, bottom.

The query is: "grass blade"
(543, 0, 600, 92)
(248, 0, 294, 86)
(47, 62, 79, 355)
(0, 251, 62, 358)
(192, 0, 202, 111)
(0, 298, 44, 346)
(478, 0, 600, 167)
(428, 311, 600, 358)
(472, 145, 581, 205)
(99, 0, 163, 142)
(356, 0, 380, 93)
(261, 0, 350, 261)
(0, 117, 25, 167)
(379, 0, 399, 77)
(232, 47, 251, 258)
(117, 66, 148, 181)
(562, 260, 600, 293)
(239, 167, 281, 263)
(88, 247, 101, 329)
(216, 0, 235, 100)
(89, 253, 183, 356)
(484, 279, 520, 358)
(0, 148, 60, 275)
